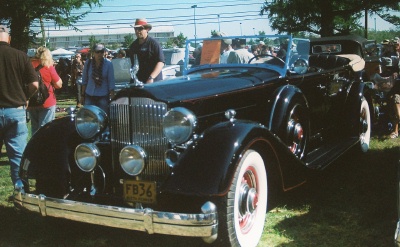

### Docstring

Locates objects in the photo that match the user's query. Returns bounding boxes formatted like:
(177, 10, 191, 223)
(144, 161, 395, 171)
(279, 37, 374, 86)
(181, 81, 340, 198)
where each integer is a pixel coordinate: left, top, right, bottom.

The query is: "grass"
(261, 137, 399, 247)
(0, 96, 399, 246)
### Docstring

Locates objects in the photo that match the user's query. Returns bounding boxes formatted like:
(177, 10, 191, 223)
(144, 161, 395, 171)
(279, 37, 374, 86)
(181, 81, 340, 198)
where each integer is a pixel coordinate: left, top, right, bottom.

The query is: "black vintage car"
(14, 35, 372, 247)
(310, 35, 380, 83)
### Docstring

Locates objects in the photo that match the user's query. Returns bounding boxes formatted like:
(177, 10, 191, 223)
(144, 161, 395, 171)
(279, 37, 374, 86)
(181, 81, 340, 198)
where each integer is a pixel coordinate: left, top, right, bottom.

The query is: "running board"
(305, 137, 359, 170)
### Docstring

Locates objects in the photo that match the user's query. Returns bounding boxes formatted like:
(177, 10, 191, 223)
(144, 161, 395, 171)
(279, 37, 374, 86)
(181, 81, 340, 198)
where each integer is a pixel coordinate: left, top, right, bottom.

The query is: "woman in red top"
(29, 47, 62, 134)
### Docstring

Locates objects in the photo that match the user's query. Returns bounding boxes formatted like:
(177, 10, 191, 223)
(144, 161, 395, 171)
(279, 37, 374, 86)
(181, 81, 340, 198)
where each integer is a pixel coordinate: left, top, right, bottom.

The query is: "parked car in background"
(162, 47, 185, 79)
(14, 34, 372, 247)
(310, 35, 380, 83)
(112, 48, 184, 90)
(310, 35, 391, 130)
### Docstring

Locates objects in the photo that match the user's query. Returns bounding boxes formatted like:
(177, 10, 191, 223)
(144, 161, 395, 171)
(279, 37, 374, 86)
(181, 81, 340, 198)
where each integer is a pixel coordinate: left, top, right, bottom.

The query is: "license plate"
(123, 180, 157, 204)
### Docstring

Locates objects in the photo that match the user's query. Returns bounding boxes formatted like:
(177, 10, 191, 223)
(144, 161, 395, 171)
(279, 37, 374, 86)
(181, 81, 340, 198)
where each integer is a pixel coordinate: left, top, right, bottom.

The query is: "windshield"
(183, 35, 308, 77)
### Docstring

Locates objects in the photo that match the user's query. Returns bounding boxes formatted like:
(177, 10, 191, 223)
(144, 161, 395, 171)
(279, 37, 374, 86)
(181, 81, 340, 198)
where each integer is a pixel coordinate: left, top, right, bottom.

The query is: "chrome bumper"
(14, 191, 218, 240)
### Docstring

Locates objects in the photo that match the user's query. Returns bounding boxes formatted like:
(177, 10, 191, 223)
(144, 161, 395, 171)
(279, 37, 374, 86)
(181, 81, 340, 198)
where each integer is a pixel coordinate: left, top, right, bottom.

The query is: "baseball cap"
(93, 43, 105, 52)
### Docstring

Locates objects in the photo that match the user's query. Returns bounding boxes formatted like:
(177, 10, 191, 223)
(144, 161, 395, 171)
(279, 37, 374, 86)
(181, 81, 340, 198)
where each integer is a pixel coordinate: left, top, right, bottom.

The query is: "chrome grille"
(109, 97, 169, 180)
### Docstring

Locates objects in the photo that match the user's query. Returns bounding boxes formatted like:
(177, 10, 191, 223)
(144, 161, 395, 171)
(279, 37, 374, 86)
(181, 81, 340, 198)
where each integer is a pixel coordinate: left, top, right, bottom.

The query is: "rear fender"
(344, 80, 366, 136)
(161, 120, 307, 196)
(268, 85, 308, 137)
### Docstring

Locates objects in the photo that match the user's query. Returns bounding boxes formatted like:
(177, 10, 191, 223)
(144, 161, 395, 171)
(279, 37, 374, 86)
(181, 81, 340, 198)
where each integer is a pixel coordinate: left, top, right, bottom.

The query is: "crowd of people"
(372, 37, 400, 139)
(194, 32, 288, 65)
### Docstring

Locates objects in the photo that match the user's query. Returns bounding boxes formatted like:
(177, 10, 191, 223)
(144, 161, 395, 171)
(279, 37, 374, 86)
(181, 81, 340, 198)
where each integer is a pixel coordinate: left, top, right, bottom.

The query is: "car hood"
(116, 67, 280, 103)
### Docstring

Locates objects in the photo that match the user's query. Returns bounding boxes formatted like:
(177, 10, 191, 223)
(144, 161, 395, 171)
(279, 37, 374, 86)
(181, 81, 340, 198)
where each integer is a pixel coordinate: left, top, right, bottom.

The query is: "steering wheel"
(248, 54, 285, 65)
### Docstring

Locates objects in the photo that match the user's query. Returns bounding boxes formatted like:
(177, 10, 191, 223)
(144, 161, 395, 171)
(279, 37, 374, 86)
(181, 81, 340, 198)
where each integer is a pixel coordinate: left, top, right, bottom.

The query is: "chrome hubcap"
(238, 170, 258, 233)
(287, 119, 304, 155)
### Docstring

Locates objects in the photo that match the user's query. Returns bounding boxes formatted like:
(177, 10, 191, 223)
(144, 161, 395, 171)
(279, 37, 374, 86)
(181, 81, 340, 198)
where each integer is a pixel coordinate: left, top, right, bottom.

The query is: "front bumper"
(14, 190, 218, 240)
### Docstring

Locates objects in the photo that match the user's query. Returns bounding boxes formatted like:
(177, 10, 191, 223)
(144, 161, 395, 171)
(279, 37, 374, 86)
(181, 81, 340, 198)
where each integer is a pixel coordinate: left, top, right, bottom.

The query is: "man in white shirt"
(227, 38, 254, 64)
(220, 40, 233, 64)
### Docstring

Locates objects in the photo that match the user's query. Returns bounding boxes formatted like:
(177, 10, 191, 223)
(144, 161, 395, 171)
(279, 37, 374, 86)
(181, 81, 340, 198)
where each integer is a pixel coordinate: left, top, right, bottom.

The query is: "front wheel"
(359, 97, 371, 153)
(217, 149, 267, 247)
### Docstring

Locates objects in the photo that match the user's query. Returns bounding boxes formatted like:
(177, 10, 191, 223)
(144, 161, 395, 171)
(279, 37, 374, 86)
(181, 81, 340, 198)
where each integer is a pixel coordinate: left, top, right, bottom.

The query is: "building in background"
(35, 25, 174, 50)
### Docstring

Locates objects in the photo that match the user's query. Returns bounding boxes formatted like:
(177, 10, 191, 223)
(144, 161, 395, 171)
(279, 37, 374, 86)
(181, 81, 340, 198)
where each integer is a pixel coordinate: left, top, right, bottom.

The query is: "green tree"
(123, 34, 134, 48)
(165, 32, 187, 48)
(88, 35, 101, 55)
(0, 0, 102, 51)
(165, 32, 188, 48)
(261, 0, 400, 37)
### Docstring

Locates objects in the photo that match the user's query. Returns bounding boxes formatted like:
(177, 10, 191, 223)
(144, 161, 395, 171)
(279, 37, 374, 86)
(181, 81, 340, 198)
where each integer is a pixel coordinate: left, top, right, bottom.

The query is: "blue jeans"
(0, 107, 28, 185)
(28, 105, 56, 134)
(84, 94, 109, 114)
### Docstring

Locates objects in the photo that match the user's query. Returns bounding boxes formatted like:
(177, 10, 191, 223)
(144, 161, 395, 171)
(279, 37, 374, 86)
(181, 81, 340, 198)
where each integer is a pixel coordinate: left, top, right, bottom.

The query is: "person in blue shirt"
(81, 43, 115, 113)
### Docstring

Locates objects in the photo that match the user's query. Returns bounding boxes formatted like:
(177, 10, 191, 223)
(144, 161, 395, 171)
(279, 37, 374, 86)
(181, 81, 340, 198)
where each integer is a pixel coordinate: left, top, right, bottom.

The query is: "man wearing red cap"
(129, 18, 165, 83)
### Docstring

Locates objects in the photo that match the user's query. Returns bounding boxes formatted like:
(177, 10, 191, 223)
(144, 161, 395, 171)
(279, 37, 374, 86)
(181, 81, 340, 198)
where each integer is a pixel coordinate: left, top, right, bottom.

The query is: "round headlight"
(74, 143, 100, 172)
(75, 105, 108, 139)
(119, 145, 146, 176)
(163, 107, 197, 144)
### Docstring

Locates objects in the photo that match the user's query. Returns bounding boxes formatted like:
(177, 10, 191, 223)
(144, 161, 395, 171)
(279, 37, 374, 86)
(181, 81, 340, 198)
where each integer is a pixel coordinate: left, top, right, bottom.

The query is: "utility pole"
(107, 25, 110, 45)
(191, 5, 197, 47)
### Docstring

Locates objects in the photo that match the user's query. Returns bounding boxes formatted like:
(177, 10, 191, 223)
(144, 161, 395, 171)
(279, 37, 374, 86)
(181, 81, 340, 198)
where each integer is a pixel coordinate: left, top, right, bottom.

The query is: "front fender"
(161, 120, 307, 196)
(20, 116, 83, 196)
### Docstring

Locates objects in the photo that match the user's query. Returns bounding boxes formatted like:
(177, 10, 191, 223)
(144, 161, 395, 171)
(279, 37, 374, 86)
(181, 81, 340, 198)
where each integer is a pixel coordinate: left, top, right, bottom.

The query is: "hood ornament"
(130, 54, 144, 87)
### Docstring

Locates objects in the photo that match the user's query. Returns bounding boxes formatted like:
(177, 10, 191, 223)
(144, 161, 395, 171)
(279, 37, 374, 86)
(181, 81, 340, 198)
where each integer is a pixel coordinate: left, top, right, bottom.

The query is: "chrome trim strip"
(396, 220, 400, 247)
(14, 191, 218, 238)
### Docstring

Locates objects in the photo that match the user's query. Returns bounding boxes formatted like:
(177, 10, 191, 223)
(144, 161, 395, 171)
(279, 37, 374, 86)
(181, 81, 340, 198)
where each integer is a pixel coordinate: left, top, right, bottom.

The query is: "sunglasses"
(94, 50, 104, 54)
(134, 26, 144, 31)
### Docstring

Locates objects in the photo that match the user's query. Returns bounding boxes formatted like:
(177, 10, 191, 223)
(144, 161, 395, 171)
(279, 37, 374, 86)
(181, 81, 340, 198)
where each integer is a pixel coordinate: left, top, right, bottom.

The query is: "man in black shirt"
(129, 18, 165, 83)
(0, 24, 38, 186)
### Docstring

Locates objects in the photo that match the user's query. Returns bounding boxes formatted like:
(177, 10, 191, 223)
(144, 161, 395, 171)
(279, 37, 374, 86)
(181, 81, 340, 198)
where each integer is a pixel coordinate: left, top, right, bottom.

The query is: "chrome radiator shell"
(109, 97, 169, 180)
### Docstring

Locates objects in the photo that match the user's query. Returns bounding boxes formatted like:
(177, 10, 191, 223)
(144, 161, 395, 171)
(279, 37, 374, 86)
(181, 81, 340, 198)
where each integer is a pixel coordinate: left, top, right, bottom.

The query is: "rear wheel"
(286, 103, 308, 159)
(217, 149, 267, 247)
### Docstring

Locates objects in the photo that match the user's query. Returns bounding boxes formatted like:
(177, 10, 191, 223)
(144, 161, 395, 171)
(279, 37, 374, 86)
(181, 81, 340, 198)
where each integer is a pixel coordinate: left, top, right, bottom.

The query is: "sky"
(34, 0, 397, 39)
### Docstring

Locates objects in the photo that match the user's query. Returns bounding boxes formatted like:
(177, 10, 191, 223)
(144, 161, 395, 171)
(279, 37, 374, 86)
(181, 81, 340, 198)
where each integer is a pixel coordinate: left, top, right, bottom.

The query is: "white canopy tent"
(51, 48, 74, 55)
(51, 48, 75, 61)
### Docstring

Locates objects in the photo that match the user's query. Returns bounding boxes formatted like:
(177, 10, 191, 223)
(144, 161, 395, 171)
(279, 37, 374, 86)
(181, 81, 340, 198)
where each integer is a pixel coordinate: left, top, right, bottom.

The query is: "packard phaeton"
(14, 35, 372, 246)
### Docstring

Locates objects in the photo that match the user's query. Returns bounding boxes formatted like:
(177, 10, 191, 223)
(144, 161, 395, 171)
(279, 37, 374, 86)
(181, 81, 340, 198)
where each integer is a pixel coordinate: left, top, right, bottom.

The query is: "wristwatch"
(148, 76, 154, 80)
